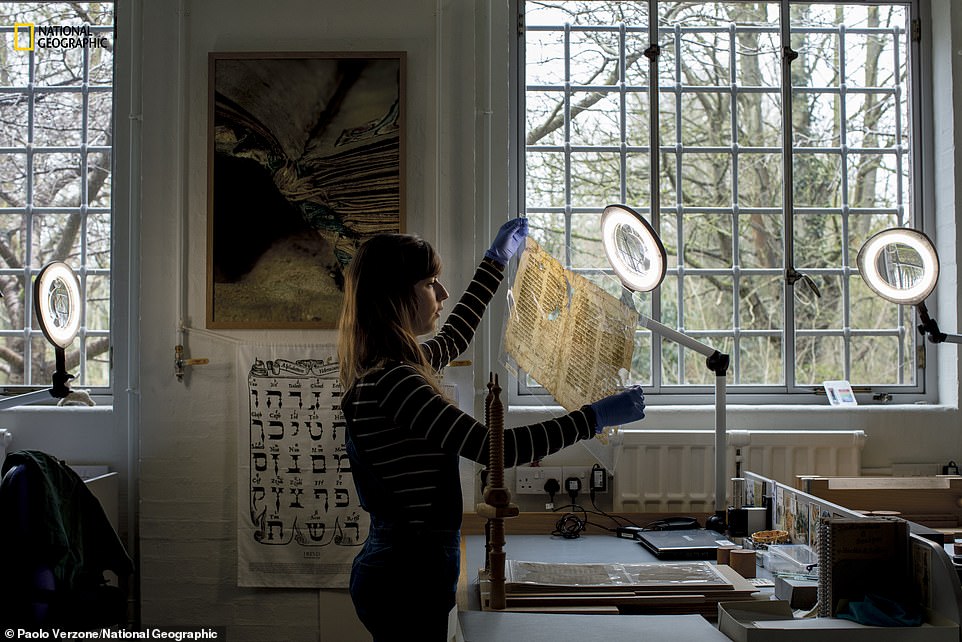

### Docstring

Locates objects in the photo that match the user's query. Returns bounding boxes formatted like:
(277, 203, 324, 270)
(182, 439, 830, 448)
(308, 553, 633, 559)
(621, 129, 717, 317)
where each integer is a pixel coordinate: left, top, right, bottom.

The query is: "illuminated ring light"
(856, 227, 939, 306)
(601, 203, 667, 292)
(34, 261, 82, 349)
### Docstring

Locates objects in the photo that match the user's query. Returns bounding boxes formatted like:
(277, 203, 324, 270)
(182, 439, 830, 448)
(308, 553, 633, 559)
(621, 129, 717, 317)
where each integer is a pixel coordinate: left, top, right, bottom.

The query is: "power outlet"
(515, 466, 563, 494)
(514, 465, 609, 495)
(561, 466, 608, 494)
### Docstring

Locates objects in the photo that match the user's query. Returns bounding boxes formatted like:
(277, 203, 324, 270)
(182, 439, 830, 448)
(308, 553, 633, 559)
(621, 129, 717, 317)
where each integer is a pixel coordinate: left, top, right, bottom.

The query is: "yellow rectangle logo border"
(14, 23, 35, 51)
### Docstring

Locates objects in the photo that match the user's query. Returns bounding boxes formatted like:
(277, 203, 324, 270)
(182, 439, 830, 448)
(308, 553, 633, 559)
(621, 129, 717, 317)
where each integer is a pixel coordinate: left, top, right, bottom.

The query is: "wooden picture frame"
(207, 51, 405, 328)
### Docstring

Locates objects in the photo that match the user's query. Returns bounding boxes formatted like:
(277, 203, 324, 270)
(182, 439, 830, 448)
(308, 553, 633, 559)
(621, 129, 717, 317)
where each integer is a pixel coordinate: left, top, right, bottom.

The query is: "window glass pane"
(526, 91, 566, 147)
(31, 335, 54, 387)
(625, 153, 651, 204)
(569, 91, 621, 147)
(739, 276, 783, 331)
(625, 91, 650, 147)
(525, 28, 565, 86)
(628, 329, 654, 386)
(89, 151, 112, 209)
(737, 153, 782, 207)
(570, 29, 621, 86)
(34, 91, 85, 147)
(86, 274, 109, 331)
(680, 153, 732, 206)
(569, 212, 606, 270)
(737, 94, 781, 147)
(570, 151, 623, 208)
(847, 153, 902, 209)
(0, 153, 28, 204)
(87, 211, 111, 268)
(849, 276, 906, 344)
(793, 153, 842, 206)
(794, 213, 842, 269)
(738, 335, 783, 385)
(795, 335, 844, 385)
(526, 152, 565, 209)
(85, 335, 110, 384)
(850, 335, 907, 385)
(528, 212, 567, 258)
(684, 275, 733, 331)
(737, 212, 783, 269)
(795, 274, 843, 330)
(683, 212, 732, 269)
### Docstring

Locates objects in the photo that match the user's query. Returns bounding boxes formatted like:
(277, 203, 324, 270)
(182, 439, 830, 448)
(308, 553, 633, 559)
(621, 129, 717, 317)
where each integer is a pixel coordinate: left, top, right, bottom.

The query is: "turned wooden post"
(475, 372, 519, 610)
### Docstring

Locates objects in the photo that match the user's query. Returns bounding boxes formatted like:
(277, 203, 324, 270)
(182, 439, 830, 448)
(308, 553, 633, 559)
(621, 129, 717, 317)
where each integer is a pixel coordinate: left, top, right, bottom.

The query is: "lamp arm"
(640, 315, 715, 358)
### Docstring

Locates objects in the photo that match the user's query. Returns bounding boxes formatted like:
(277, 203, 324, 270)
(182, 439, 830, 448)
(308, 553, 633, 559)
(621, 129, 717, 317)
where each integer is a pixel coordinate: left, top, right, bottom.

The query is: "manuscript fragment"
(504, 238, 638, 411)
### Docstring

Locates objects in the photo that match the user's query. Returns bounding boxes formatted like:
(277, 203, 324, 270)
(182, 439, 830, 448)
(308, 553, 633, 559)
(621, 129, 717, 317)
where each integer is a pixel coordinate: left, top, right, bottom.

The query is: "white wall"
(3, 0, 960, 640)
(137, 0, 480, 639)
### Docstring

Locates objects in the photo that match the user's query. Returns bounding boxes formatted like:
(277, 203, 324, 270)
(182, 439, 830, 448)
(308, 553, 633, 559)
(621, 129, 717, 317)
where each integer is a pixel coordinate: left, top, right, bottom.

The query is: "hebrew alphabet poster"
(237, 344, 368, 588)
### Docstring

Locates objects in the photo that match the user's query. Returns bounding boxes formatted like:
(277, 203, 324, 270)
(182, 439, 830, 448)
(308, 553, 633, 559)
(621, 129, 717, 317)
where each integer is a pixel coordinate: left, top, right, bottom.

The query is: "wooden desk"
(458, 527, 737, 640)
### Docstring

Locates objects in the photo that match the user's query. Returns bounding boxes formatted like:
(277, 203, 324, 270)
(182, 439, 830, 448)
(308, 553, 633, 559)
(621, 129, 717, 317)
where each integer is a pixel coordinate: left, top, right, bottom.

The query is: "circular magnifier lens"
(34, 261, 82, 348)
(856, 228, 938, 305)
(601, 204, 667, 292)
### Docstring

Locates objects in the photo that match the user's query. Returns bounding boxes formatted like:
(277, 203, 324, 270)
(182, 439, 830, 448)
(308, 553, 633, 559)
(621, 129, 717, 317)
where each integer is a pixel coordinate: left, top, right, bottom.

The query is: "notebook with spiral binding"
(816, 515, 911, 617)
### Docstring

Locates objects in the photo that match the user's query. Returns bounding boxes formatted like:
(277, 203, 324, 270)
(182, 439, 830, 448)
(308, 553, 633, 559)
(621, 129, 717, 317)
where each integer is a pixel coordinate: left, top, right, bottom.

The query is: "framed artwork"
(207, 51, 405, 328)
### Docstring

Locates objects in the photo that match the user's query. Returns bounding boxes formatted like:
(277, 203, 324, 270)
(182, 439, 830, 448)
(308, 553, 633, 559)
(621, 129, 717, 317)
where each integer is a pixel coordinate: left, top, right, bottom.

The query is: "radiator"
(613, 429, 866, 512)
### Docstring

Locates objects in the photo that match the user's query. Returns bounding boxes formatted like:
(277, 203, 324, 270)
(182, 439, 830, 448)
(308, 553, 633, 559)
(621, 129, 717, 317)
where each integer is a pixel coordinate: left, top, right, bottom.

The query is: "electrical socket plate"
(515, 465, 605, 494)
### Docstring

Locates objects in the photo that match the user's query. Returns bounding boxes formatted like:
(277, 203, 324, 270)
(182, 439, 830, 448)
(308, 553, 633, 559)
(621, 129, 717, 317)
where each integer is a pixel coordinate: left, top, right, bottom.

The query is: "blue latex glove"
(590, 385, 645, 432)
(485, 217, 529, 266)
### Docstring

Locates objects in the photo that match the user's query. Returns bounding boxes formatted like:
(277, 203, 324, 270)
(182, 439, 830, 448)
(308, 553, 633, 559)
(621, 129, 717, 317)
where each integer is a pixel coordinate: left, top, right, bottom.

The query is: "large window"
(0, 2, 113, 391)
(520, 1, 920, 400)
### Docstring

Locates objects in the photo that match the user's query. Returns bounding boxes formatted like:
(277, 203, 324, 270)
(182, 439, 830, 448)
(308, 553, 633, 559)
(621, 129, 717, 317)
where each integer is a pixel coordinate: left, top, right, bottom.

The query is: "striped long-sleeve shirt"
(343, 259, 598, 529)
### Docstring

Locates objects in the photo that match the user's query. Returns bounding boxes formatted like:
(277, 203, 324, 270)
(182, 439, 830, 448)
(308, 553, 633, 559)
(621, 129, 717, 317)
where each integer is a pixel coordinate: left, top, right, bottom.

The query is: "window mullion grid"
(729, 21, 741, 385)
(839, 23, 853, 381)
(78, 40, 92, 385)
(648, 1, 663, 392)
(563, 22, 572, 270)
(672, 22, 686, 385)
(892, 22, 908, 385)
(24, 47, 37, 386)
(780, 1, 798, 393)
(520, 2, 919, 400)
(619, 23, 628, 204)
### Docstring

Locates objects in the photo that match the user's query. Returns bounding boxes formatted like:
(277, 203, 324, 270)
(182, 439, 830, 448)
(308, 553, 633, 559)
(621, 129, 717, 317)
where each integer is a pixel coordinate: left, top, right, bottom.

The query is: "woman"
(337, 219, 646, 640)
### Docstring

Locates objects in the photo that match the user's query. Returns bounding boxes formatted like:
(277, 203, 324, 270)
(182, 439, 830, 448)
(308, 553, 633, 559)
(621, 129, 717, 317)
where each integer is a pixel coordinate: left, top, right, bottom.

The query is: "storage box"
(766, 544, 817, 574)
(773, 576, 817, 610)
(717, 600, 959, 642)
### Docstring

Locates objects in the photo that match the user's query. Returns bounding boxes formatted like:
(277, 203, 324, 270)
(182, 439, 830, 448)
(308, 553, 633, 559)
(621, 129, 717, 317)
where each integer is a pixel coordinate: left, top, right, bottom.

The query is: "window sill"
(508, 402, 959, 431)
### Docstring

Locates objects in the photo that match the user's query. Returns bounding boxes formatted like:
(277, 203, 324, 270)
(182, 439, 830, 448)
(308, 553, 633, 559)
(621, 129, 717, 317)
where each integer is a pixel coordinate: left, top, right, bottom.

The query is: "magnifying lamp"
(600, 204, 731, 532)
(0, 261, 82, 411)
(856, 227, 959, 344)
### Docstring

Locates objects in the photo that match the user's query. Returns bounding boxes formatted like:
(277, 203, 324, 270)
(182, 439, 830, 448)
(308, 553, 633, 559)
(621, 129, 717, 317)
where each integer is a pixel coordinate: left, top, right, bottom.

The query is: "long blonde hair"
(338, 233, 444, 393)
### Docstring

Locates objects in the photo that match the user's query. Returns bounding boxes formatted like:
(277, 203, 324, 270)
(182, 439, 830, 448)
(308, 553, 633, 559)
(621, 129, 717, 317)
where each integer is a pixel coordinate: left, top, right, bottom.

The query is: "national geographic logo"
(13, 23, 110, 51)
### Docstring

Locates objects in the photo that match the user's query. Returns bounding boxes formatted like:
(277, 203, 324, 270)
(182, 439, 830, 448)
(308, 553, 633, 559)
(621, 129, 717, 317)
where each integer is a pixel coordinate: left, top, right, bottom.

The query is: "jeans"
(350, 520, 461, 641)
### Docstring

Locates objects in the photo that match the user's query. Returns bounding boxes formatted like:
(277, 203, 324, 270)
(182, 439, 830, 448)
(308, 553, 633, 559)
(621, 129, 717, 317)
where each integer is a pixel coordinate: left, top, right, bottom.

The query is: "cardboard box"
(717, 600, 959, 642)
(773, 576, 817, 610)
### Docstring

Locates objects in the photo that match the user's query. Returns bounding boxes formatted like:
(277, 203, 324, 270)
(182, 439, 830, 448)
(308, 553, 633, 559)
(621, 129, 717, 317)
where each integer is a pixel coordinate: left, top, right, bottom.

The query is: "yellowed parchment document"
(504, 238, 638, 411)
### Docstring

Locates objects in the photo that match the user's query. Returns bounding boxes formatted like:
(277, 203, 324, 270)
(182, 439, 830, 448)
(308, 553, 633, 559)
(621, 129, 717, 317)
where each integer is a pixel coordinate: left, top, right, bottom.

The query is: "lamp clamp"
(707, 351, 730, 377)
